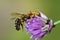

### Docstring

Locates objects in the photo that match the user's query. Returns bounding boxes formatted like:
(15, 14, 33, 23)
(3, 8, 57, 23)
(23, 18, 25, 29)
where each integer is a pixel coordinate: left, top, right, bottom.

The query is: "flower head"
(25, 10, 53, 40)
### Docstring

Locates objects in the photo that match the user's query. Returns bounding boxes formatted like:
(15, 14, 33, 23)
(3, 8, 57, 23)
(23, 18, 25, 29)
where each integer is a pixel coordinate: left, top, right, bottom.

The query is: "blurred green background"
(0, 0, 60, 40)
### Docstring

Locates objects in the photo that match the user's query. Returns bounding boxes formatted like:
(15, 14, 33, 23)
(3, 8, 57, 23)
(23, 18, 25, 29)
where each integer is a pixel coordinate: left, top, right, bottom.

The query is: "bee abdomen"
(15, 18, 21, 31)
(15, 25, 20, 31)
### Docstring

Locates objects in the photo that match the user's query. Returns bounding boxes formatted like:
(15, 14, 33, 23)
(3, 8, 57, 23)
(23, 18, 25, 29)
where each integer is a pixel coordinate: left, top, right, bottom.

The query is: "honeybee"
(11, 13, 27, 31)
(11, 10, 54, 31)
(11, 11, 40, 31)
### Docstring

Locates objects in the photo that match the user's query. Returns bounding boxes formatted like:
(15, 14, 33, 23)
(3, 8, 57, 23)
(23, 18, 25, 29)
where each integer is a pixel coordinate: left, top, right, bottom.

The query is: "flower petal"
(38, 10, 48, 20)
(41, 25, 49, 32)
(48, 19, 53, 32)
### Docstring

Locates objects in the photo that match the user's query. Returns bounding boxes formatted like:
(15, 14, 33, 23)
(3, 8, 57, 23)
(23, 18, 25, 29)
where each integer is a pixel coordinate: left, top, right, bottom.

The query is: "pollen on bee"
(27, 11, 40, 19)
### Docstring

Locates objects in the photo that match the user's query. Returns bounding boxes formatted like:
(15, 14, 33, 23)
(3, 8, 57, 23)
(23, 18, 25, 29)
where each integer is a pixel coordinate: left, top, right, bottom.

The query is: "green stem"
(54, 20, 60, 25)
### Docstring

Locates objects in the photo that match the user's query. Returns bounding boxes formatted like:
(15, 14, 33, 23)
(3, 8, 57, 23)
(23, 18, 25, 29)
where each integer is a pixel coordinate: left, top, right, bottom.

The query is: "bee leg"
(20, 22, 23, 29)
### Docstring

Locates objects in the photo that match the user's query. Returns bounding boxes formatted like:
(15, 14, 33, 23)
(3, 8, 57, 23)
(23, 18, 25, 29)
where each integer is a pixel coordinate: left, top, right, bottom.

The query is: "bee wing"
(38, 10, 48, 20)
(10, 17, 17, 20)
(11, 13, 22, 19)
(11, 13, 22, 17)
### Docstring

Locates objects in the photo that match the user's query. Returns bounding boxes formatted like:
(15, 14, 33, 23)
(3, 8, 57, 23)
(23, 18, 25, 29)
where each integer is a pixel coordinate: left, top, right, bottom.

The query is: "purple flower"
(25, 10, 53, 40)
